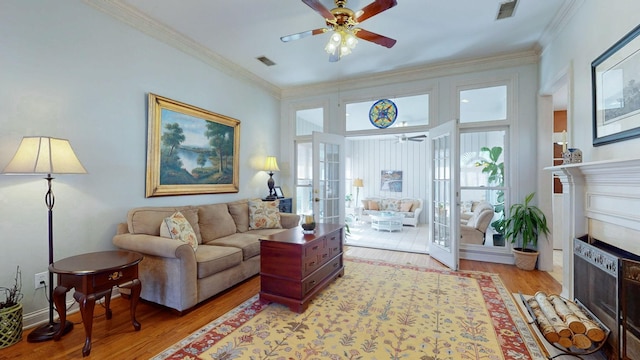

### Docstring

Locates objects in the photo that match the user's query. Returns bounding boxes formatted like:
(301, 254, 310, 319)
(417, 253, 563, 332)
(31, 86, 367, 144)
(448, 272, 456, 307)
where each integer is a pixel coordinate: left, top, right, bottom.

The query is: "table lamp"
(263, 156, 279, 200)
(2, 136, 87, 342)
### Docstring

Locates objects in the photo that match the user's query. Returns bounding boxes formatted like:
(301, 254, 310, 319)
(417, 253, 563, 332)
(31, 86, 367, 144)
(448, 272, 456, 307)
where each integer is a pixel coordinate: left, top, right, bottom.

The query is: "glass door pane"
(429, 120, 459, 270)
(313, 132, 345, 224)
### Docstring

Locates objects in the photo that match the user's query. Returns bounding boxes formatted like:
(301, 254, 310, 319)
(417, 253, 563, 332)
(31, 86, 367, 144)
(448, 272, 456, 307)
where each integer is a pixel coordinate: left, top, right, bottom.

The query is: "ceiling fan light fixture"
(325, 27, 357, 59)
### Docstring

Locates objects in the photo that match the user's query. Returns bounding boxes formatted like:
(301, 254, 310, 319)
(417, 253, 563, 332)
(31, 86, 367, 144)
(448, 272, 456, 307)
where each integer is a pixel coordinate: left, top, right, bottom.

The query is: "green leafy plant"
(503, 192, 550, 252)
(476, 146, 505, 234)
(0, 266, 23, 310)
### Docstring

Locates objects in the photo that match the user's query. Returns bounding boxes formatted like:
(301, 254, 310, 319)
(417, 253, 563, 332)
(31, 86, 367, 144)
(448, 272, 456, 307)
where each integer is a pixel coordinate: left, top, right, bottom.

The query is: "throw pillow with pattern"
(160, 211, 198, 250)
(248, 199, 282, 229)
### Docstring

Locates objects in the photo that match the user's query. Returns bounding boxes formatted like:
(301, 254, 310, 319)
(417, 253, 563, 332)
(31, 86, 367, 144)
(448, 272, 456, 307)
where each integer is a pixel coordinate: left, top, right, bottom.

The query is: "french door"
(311, 132, 345, 224)
(429, 120, 460, 270)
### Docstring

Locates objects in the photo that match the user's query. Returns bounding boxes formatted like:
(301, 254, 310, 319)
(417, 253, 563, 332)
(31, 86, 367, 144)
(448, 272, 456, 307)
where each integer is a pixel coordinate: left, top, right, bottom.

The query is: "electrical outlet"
(34, 272, 47, 290)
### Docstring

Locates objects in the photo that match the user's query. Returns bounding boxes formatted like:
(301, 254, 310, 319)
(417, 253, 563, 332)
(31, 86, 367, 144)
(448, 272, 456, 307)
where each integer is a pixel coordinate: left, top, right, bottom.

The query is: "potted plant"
(0, 266, 23, 348)
(476, 146, 505, 245)
(503, 192, 550, 270)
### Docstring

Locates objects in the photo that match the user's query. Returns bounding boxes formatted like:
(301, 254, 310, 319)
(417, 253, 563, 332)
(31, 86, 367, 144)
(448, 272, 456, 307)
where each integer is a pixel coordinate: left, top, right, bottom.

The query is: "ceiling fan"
(394, 134, 426, 143)
(281, 0, 398, 62)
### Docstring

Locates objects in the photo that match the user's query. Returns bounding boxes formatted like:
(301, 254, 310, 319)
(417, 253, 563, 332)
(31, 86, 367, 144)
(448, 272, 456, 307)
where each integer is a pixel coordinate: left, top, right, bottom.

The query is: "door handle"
(314, 197, 320, 202)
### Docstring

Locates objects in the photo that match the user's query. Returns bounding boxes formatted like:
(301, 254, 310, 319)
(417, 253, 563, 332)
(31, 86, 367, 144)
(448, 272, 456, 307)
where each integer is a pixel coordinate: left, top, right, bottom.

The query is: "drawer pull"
(322, 254, 328, 259)
(108, 271, 123, 281)
(333, 263, 338, 268)
(310, 280, 317, 286)
(332, 247, 338, 252)
(309, 261, 315, 266)
(312, 245, 319, 250)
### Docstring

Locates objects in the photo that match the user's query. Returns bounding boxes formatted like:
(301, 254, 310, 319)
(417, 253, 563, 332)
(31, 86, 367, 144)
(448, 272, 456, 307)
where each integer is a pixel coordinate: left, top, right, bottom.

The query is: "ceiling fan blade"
(355, 29, 396, 48)
(281, 28, 327, 42)
(409, 135, 427, 140)
(302, 0, 335, 20)
(356, 0, 398, 23)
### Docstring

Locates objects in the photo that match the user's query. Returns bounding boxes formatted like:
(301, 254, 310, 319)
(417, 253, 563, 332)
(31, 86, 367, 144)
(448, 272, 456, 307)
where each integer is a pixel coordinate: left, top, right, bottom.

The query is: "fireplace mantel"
(545, 157, 640, 298)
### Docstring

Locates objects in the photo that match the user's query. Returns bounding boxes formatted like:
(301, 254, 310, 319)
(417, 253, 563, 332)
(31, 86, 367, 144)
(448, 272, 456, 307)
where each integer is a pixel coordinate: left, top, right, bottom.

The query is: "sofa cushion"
(248, 199, 282, 229)
(227, 199, 249, 233)
(159, 211, 198, 250)
(198, 204, 237, 242)
(127, 206, 202, 244)
(369, 200, 380, 210)
(381, 198, 401, 211)
(206, 233, 261, 260)
(195, 245, 243, 279)
(361, 200, 370, 210)
(400, 201, 413, 212)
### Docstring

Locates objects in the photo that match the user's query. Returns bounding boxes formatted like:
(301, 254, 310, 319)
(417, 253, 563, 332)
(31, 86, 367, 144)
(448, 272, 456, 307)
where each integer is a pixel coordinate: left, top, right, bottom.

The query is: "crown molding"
(82, 0, 282, 99)
(538, 0, 584, 52)
(281, 49, 540, 99)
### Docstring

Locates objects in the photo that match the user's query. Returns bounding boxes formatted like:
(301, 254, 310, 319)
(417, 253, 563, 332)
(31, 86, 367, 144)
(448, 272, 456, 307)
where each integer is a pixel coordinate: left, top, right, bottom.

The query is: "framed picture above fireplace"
(592, 24, 640, 146)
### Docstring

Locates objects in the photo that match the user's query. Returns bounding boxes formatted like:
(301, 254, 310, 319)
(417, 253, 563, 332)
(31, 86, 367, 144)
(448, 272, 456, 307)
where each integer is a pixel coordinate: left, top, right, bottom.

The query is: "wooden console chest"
(259, 223, 344, 313)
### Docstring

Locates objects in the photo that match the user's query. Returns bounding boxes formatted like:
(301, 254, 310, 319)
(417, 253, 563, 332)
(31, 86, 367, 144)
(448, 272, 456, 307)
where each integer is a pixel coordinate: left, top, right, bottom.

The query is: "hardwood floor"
(1, 247, 561, 360)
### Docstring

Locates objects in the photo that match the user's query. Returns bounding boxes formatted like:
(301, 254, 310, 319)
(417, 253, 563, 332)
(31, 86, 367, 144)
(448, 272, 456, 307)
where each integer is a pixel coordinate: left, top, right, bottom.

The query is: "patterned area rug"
(153, 258, 544, 359)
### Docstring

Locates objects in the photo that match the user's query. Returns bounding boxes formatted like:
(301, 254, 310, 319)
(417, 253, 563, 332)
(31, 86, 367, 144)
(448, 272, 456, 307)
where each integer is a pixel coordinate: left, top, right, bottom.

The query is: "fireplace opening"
(574, 235, 640, 359)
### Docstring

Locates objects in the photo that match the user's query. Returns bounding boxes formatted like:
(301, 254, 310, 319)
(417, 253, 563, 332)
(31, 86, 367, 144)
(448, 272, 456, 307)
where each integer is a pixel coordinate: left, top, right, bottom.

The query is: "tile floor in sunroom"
(344, 221, 430, 253)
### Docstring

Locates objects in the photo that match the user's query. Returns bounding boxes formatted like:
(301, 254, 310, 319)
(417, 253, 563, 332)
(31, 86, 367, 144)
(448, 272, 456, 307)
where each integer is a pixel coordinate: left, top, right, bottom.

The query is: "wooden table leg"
(104, 290, 113, 320)
(52, 285, 70, 341)
(73, 291, 96, 357)
(129, 279, 142, 331)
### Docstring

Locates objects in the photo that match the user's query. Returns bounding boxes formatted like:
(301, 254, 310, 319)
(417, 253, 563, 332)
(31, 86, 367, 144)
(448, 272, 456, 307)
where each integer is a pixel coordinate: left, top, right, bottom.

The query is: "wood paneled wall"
(347, 137, 429, 224)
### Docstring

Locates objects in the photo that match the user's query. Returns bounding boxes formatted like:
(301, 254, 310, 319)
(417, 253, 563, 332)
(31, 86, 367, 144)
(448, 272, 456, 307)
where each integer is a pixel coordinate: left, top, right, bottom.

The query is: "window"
(459, 85, 507, 123)
(345, 94, 429, 131)
(460, 130, 507, 247)
(296, 108, 323, 136)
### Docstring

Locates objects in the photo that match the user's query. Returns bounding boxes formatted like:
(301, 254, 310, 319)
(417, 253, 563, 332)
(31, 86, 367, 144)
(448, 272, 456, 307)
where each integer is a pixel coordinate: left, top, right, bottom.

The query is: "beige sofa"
(460, 201, 494, 245)
(360, 197, 423, 226)
(112, 199, 300, 313)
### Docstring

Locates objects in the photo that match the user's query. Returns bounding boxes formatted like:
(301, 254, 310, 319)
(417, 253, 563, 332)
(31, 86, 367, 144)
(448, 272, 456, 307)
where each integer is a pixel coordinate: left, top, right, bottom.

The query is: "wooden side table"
(49, 250, 143, 357)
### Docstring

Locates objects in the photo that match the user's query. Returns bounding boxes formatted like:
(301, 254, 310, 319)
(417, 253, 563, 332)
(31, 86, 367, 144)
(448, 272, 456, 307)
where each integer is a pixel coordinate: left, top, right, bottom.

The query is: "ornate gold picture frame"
(146, 93, 240, 197)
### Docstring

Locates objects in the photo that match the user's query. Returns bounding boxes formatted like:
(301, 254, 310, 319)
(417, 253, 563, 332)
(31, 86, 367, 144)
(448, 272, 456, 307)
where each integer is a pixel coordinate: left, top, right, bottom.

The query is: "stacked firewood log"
(527, 291, 606, 349)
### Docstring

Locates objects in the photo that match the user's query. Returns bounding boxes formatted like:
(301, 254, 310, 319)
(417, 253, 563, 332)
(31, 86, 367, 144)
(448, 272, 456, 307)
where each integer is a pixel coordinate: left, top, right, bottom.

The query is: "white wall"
(539, 0, 640, 161)
(0, 1, 281, 320)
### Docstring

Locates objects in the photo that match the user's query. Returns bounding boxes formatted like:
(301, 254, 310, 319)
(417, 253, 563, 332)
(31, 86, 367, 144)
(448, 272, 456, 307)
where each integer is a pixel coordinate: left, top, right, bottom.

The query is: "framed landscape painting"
(146, 93, 240, 197)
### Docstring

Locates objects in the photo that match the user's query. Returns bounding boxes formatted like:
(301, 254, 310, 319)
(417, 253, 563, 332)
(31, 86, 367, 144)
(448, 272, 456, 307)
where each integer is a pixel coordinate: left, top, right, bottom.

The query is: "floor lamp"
(353, 178, 364, 206)
(2, 136, 87, 342)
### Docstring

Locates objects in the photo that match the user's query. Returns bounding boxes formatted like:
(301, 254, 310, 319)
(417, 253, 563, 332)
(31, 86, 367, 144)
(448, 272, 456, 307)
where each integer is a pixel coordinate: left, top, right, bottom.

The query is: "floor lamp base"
(27, 320, 74, 342)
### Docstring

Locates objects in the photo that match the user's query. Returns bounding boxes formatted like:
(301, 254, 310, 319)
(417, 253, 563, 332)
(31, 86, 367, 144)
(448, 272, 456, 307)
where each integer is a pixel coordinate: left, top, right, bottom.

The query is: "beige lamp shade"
(353, 178, 364, 187)
(263, 156, 280, 172)
(2, 136, 87, 175)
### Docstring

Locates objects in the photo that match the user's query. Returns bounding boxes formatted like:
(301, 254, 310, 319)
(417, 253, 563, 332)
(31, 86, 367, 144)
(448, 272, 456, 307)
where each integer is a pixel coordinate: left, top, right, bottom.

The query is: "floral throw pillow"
(248, 199, 282, 230)
(160, 211, 198, 251)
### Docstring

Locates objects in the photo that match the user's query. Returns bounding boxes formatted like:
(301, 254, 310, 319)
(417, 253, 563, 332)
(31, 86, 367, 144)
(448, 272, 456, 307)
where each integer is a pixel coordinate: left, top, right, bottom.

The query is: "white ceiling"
(103, 0, 572, 90)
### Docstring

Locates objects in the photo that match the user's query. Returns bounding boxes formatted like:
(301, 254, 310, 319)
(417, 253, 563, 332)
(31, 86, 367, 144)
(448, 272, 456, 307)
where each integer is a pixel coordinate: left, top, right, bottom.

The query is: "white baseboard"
(22, 291, 121, 329)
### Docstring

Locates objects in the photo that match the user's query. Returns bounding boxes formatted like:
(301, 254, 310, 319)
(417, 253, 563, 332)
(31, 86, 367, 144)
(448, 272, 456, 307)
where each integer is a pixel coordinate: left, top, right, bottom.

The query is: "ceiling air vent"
(256, 56, 276, 66)
(496, 0, 518, 20)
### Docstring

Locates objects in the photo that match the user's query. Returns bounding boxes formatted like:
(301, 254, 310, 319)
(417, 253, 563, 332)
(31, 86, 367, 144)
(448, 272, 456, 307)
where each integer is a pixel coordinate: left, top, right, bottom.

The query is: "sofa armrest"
(280, 213, 301, 229)
(113, 233, 195, 259)
(460, 224, 485, 245)
(413, 206, 423, 219)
